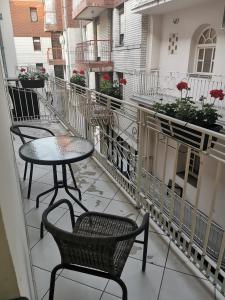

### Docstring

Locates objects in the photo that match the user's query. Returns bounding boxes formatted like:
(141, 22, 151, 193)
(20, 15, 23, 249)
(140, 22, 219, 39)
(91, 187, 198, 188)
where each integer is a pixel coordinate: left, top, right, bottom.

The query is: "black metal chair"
(42, 199, 149, 300)
(10, 125, 80, 199)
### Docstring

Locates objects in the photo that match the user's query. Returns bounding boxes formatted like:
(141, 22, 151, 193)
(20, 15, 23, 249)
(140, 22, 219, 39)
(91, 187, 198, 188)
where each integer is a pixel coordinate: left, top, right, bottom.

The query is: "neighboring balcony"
(47, 48, 66, 65)
(133, 0, 213, 15)
(75, 40, 113, 71)
(73, 0, 125, 20)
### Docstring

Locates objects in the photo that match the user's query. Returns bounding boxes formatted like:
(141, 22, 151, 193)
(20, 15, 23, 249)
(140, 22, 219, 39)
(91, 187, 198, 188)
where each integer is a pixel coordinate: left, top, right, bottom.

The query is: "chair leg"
(49, 264, 63, 300)
(27, 163, 33, 199)
(142, 219, 149, 272)
(114, 278, 127, 300)
(23, 162, 28, 181)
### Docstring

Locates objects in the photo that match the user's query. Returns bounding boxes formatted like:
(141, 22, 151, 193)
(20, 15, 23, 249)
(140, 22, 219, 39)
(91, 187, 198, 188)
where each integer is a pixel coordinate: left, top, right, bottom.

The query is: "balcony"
(133, 0, 213, 15)
(6, 76, 225, 299)
(73, 0, 125, 20)
(132, 70, 225, 122)
(75, 40, 113, 71)
(47, 48, 66, 65)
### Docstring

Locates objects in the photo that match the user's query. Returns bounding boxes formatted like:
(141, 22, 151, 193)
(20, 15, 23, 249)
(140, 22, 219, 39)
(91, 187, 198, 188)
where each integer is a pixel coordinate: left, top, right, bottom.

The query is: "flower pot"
(159, 118, 222, 150)
(20, 79, 45, 88)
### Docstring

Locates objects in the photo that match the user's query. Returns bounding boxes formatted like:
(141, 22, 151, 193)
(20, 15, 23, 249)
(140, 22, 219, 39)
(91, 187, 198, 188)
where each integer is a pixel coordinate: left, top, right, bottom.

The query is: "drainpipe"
(62, 0, 71, 79)
(0, 14, 8, 77)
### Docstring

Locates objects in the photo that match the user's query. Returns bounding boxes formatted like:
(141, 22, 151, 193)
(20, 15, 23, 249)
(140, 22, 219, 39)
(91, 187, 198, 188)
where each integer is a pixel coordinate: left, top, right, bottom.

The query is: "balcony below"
(73, 0, 125, 20)
(47, 48, 66, 65)
(75, 40, 113, 72)
(132, 0, 213, 15)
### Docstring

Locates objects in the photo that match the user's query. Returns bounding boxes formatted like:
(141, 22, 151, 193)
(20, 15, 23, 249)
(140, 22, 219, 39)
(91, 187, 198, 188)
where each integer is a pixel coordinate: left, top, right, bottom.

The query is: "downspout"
(62, 0, 71, 79)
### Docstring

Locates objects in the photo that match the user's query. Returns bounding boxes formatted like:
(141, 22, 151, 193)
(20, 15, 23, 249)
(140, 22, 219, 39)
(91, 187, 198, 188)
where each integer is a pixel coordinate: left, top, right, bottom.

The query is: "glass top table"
(19, 136, 94, 165)
(19, 136, 94, 238)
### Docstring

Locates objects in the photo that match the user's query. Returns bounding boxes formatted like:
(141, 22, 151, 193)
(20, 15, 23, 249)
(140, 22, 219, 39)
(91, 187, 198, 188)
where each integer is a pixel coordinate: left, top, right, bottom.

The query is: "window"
(119, 5, 124, 46)
(195, 27, 216, 74)
(36, 63, 43, 70)
(33, 37, 41, 51)
(30, 7, 38, 22)
(189, 151, 200, 180)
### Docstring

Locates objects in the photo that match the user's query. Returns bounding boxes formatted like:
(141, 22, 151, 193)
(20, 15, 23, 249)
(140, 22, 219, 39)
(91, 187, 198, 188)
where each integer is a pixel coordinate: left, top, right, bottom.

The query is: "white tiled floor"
(13, 121, 220, 300)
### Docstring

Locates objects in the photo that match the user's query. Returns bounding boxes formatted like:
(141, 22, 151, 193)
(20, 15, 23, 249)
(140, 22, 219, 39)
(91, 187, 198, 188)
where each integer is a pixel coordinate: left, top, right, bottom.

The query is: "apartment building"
(9, 0, 55, 75)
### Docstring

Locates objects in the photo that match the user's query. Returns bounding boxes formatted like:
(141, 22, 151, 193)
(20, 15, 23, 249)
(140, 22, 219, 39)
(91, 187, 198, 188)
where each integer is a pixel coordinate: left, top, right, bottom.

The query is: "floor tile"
(105, 257, 163, 300)
(82, 193, 111, 212)
(86, 180, 118, 199)
(23, 198, 36, 214)
(104, 200, 139, 220)
(158, 269, 214, 300)
(129, 231, 170, 267)
(27, 226, 43, 249)
(60, 269, 108, 291)
(101, 293, 121, 300)
(22, 180, 53, 201)
(113, 190, 130, 203)
(31, 233, 61, 271)
(26, 202, 66, 229)
(33, 266, 52, 300)
(42, 275, 102, 300)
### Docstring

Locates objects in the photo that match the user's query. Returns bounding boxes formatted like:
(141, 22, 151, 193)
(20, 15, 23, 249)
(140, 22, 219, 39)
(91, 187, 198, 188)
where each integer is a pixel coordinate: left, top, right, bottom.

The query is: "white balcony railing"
(133, 70, 225, 118)
(6, 78, 225, 296)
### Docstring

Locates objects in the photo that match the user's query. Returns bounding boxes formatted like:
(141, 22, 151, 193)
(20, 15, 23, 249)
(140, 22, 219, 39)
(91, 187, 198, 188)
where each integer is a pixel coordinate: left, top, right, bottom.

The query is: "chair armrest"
(10, 125, 55, 140)
(42, 199, 75, 230)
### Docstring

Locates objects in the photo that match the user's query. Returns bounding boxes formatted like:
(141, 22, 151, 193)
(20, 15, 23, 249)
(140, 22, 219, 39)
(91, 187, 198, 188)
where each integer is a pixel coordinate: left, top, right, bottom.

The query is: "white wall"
(0, 63, 35, 298)
(156, 0, 225, 74)
(0, 0, 17, 77)
(14, 36, 54, 74)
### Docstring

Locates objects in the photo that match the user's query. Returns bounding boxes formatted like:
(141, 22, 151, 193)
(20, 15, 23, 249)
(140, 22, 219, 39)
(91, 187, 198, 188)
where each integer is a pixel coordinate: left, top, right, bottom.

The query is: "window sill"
(189, 73, 212, 79)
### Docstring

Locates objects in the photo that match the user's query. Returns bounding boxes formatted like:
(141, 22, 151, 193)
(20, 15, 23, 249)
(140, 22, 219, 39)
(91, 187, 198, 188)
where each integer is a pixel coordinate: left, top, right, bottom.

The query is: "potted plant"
(99, 73, 127, 109)
(70, 69, 86, 94)
(18, 67, 49, 88)
(152, 82, 223, 150)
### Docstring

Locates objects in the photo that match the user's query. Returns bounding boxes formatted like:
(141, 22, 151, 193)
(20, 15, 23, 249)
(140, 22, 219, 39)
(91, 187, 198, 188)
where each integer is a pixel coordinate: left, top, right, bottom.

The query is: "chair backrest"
(10, 125, 55, 144)
(42, 199, 149, 275)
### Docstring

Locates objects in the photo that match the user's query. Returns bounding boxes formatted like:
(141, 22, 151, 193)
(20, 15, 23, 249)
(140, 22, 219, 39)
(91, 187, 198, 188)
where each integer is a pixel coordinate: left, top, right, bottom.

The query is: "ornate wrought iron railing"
(7, 77, 225, 295)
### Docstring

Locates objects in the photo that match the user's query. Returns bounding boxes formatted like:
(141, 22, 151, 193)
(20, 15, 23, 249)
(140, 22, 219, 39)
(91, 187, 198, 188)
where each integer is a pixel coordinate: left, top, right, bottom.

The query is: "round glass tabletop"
(19, 136, 94, 165)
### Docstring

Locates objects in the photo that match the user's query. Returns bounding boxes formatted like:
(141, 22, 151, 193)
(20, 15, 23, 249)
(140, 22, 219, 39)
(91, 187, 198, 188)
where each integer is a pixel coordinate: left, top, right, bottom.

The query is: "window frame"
(30, 7, 38, 23)
(33, 37, 41, 51)
(194, 27, 217, 75)
(118, 5, 125, 46)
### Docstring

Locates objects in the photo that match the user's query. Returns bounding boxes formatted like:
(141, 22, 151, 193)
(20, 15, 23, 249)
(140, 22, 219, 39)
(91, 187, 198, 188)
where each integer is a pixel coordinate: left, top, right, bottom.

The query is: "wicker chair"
(10, 125, 80, 200)
(42, 199, 149, 300)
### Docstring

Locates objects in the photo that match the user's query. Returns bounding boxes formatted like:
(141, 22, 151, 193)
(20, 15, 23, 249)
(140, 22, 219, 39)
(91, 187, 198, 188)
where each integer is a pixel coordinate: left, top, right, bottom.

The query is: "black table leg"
(36, 165, 58, 208)
(68, 163, 81, 200)
(27, 163, 33, 199)
(40, 165, 59, 238)
(62, 164, 88, 212)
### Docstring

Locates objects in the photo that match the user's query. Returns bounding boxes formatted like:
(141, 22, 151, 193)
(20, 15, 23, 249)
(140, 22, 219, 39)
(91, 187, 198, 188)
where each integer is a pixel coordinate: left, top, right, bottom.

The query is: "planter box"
(20, 79, 45, 88)
(159, 118, 222, 150)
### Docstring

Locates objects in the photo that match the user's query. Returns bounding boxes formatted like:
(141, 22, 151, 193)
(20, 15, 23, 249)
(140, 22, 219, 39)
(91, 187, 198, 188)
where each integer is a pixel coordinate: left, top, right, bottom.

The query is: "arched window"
(195, 27, 217, 74)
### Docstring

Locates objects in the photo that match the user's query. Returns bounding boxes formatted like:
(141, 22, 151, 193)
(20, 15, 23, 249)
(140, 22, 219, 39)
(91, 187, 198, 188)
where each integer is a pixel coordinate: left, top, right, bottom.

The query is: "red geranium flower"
(210, 89, 224, 100)
(176, 81, 188, 91)
(73, 69, 78, 74)
(119, 78, 127, 85)
(103, 73, 110, 81)
(80, 70, 85, 75)
(41, 67, 46, 73)
(20, 68, 26, 72)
